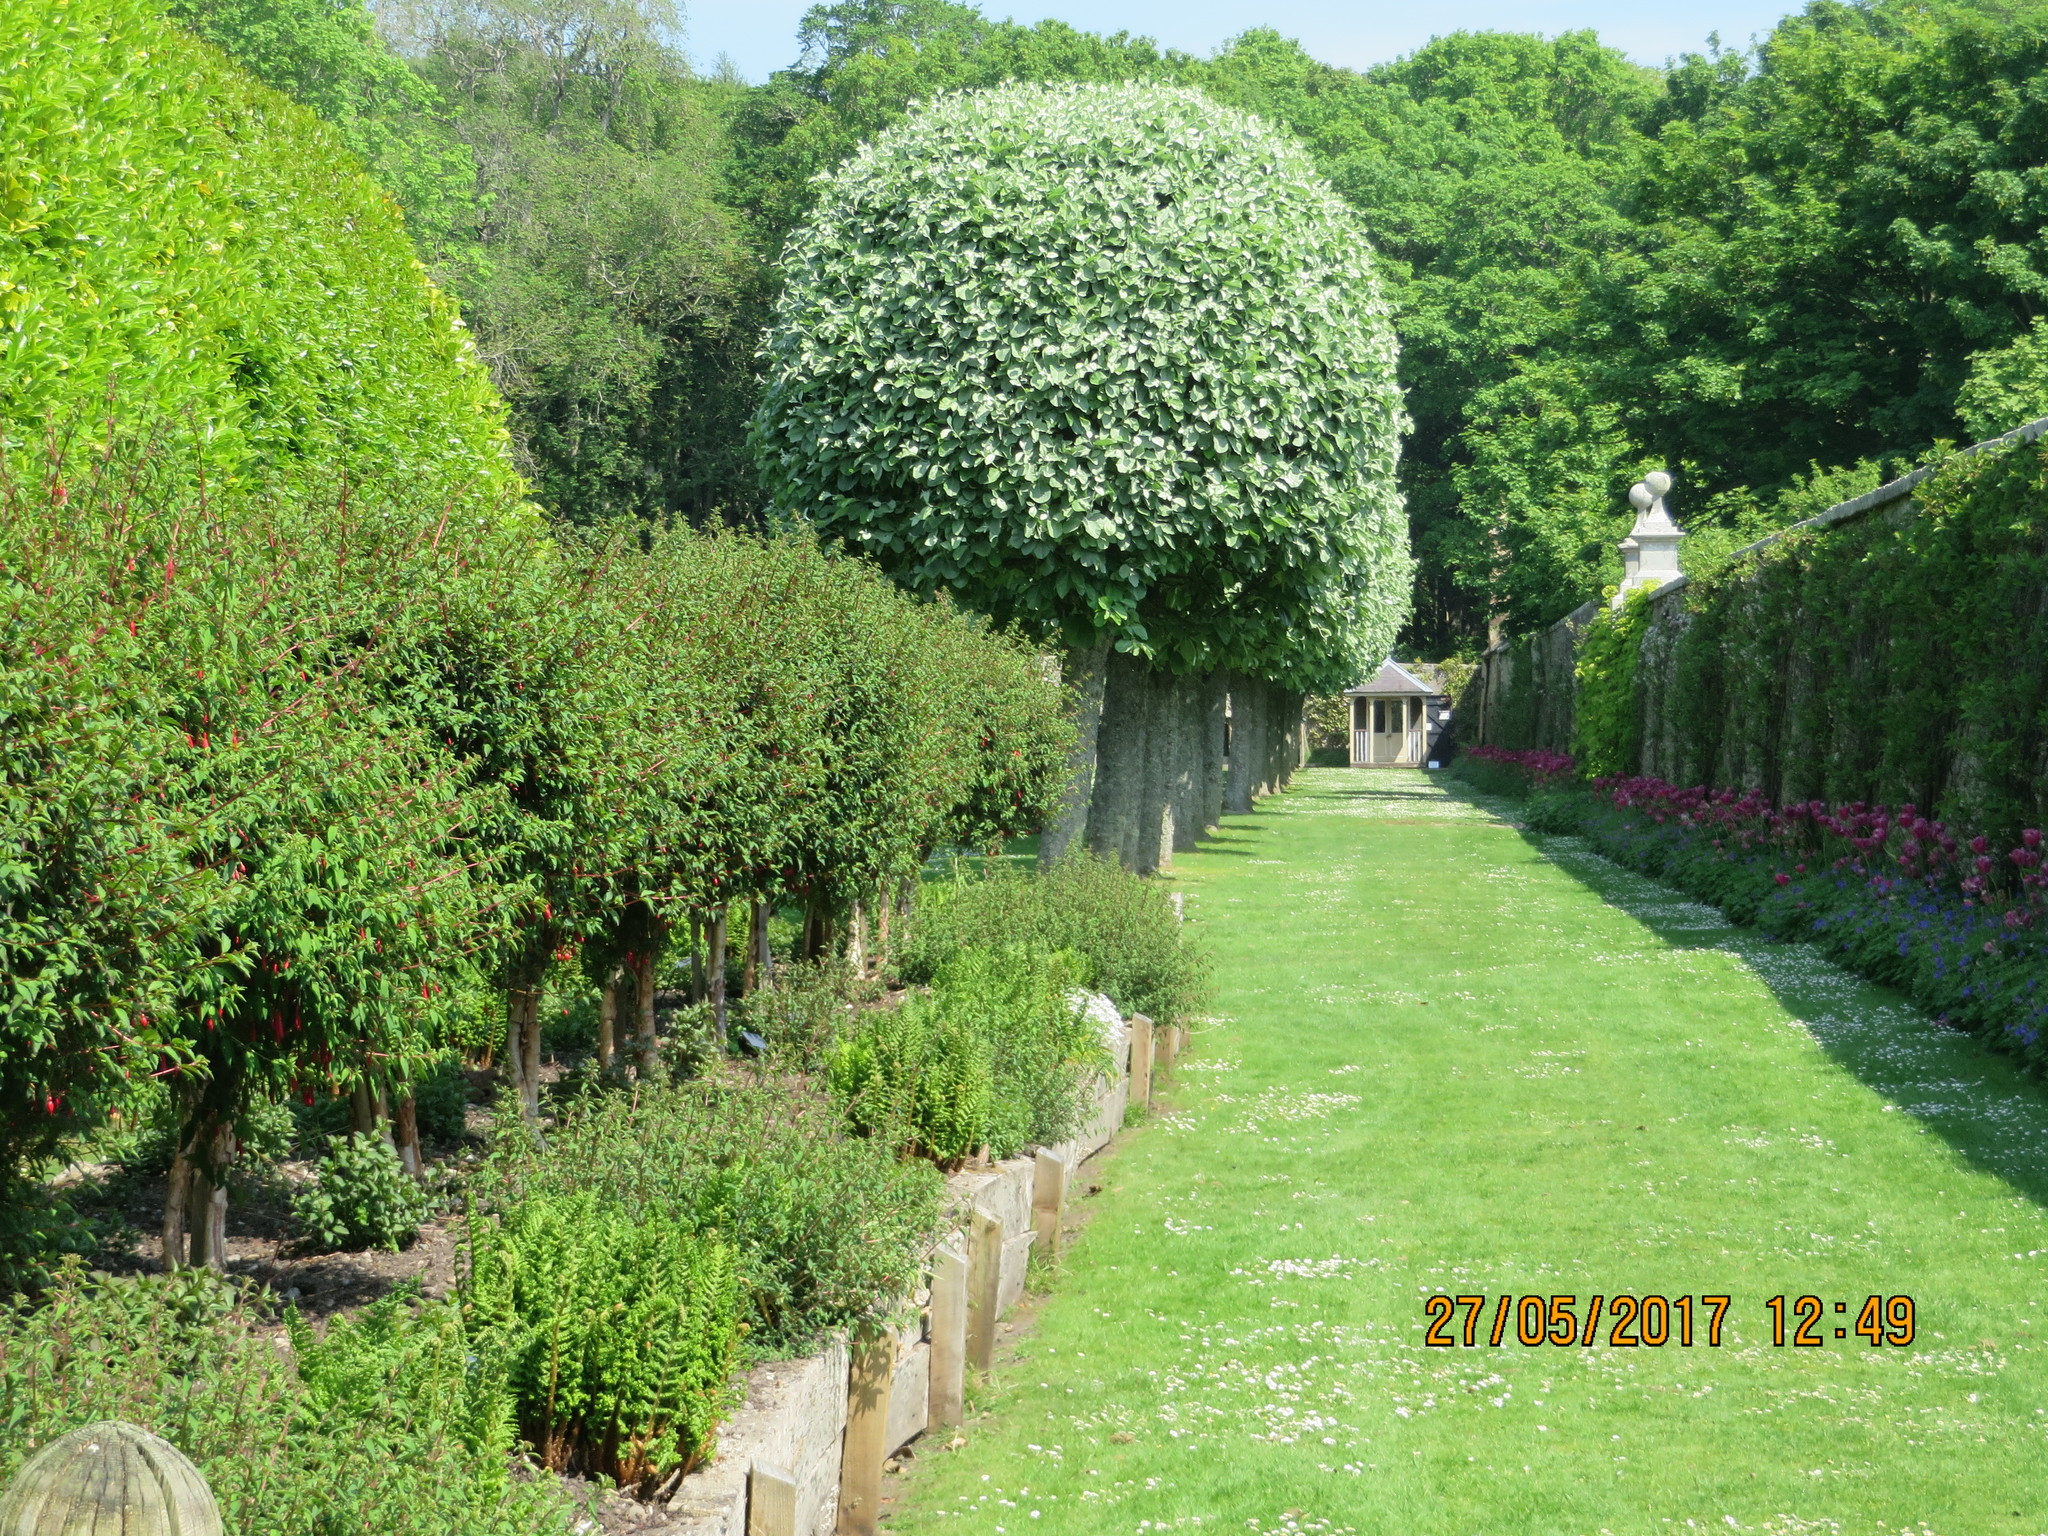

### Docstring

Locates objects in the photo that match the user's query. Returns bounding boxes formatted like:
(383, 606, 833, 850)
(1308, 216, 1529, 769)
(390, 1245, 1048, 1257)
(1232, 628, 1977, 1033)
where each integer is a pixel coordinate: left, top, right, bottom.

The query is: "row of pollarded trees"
(753, 82, 1413, 864)
(1038, 659, 1309, 874)
(2, 459, 1070, 1271)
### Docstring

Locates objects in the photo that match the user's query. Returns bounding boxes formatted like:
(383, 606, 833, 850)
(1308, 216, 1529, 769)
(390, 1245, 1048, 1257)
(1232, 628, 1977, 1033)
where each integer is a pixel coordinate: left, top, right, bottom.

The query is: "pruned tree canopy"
(753, 80, 1411, 693)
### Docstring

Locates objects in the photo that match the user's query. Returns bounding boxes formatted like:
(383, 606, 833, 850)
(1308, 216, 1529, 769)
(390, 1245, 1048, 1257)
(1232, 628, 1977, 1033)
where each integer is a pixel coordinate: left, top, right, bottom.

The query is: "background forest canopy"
(174, 0, 2048, 655)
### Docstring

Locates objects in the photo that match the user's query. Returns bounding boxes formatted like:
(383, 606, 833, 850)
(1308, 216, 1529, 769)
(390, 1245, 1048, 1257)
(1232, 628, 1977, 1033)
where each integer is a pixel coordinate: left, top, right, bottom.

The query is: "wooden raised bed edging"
(662, 992, 1161, 1536)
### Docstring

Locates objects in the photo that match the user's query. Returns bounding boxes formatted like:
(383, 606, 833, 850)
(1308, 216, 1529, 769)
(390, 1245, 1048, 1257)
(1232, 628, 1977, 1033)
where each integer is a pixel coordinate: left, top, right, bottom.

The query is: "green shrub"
(477, 1079, 943, 1354)
(465, 1191, 743, 1494)
(289, 1285, 518, 1500)
(734, 958, 864, 1072)
(1571, 590, 1651, 778)
(1524, 787, 1598, 835)
(934, 947, 1105, 1156)
(293, 1133, 432, 1252)
(0, 1264, 578, 1535)
(901, 854, 1210, 1027)
(755, 80, 1409, 691)
(410, 1059, 473, 1146)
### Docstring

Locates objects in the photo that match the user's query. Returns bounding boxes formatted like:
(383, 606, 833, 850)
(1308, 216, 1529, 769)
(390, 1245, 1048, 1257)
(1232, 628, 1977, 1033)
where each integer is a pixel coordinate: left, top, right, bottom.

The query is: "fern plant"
(829, 945, 1108, 1163)
(464, 1191, 743, 1494)
(828, 1001, 994, 1165)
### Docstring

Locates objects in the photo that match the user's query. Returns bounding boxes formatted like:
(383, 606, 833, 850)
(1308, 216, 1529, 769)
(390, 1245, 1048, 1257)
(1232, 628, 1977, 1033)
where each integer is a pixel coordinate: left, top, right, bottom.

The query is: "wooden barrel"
(0, 1421, 222, 1536)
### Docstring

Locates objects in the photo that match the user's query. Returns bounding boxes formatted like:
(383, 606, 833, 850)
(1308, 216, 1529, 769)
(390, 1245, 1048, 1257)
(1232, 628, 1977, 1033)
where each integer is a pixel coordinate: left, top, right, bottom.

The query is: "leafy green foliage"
(933, 947, 1106, 1155)
(179, 0, 762, 526)
(1619, 4, 2048, 504)
(754, 79, 1409, 689)
(831, 946, 1104, 1162)
(902, 854, 1211, 1027)
(1570, 592, 1652, 779)
(0, 0, 515, 501)
(0, 1265, 578, 1534)
(733, 958, 865, 1072)
(1957, 319, 2048, 442)
(1186, 28, 1659, 652)
(1636, 435, 2048, 840)
(477, 1078, 944, 1353)
(0, 464, 512, 1203)
(293, 1133, 433, 1252)
(465, 1191, 742, 1493)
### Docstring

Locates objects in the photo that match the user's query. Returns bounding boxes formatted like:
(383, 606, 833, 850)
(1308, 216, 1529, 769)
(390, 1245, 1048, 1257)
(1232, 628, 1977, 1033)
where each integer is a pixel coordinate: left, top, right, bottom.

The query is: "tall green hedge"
(0, 0, 514, 500)
(1593, 437, 2048, 841)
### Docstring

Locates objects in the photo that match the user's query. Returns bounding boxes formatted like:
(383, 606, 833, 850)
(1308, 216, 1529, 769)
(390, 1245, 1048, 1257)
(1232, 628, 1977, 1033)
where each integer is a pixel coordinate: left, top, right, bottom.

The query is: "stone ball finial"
(1628, 482, 1654, 511)
(1643, 470, 1672, 498)
(0, 1422, 223, 1536)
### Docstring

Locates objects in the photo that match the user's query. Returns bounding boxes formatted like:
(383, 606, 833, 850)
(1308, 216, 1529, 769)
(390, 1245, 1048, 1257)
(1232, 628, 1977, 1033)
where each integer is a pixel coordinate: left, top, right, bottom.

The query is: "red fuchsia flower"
(2025, 829, 2042, 850)
(1774, 872, 1791, 886)
(1971, 835, 1989, 855)
(1976, 856, 1994, 875)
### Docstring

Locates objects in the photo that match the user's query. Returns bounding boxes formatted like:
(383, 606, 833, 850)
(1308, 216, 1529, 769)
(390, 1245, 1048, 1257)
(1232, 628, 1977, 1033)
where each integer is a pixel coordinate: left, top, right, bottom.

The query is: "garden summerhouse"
(1344, 660, 1452, 767)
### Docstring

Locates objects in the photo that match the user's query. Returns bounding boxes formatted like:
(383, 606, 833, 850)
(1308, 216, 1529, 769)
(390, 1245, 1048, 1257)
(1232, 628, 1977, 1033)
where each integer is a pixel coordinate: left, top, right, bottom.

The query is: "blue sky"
(685, 1, 1805, 82)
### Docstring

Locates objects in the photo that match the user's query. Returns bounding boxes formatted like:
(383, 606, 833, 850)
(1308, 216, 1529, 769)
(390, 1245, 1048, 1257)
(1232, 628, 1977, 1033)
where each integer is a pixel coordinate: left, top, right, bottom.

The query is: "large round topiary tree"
(753, 81, 1409, 867)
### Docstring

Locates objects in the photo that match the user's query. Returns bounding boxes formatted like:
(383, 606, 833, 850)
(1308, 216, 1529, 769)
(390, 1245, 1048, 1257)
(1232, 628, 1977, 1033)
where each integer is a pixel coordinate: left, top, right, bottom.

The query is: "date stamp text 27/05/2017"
(1421, 1293, 1917, 1349)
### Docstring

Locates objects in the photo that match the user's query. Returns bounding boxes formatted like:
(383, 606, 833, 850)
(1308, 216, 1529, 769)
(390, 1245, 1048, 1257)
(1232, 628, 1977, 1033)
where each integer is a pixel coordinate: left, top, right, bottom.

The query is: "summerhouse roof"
(1343, 659, 1437, 698)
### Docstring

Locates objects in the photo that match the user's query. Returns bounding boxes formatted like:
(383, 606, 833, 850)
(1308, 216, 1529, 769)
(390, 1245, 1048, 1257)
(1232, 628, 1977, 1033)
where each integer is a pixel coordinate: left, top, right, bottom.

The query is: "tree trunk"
(630, 948, 659, 1080)
(520, 990, 543, 1117)
(687, 915, 705, 1004)
(349, 1074, 394, 1153)
(1040, 638, 1111, 867)
(1136, 667, 1177, 874)
(1271, 685, 1304, 791)
(755, 901, 775, 988)
(504, 989, 531, 1120)
(392, 1092, 423, 1180)
(848, 899, 867, 977)
(742, 903, 760, 995)
(161, 1144, 192, 1273)
(874, 889, 890, 975)
(186, 1116, 237, 1273)
(1225, 673, 1259, 814)
(1087, 649, 1149, 868)
(1170, 672, 1203, 853)
(597, 968, 618, 1071)
(709, 906, 729, 1036)
(1200, 668, 1228, 834)
(804, 902, 837, 962)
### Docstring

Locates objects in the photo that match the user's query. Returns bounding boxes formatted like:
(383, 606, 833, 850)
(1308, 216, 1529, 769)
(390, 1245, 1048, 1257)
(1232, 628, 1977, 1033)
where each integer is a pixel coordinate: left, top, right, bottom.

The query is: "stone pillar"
(1614, 470, 1685, 606)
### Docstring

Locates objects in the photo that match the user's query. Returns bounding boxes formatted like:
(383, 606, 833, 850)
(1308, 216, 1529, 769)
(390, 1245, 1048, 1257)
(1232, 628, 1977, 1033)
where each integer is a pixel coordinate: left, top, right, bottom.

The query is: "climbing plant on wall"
(1571, 590, 1652, 778)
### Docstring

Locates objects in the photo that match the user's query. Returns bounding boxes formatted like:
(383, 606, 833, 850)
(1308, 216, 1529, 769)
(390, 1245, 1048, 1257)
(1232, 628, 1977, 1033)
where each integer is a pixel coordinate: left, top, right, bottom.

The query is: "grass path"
(888, 769, 2048, 1536)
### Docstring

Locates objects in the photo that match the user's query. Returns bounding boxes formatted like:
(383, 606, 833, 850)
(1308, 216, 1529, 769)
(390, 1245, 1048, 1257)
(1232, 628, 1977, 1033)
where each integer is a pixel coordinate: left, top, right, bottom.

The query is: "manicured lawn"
(888, 769, 2048, 1536)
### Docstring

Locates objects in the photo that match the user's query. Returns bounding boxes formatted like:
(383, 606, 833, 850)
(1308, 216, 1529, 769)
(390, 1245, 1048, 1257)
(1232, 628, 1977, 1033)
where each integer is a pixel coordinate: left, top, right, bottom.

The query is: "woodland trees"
(163, 0, 2048, 650)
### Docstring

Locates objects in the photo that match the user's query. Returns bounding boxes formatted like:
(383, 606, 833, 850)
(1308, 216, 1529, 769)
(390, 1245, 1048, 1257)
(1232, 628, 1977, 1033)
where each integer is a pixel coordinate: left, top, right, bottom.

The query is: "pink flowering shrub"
(1454, 744, 1577, 796)
(1562, 773, 2048, 1068)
